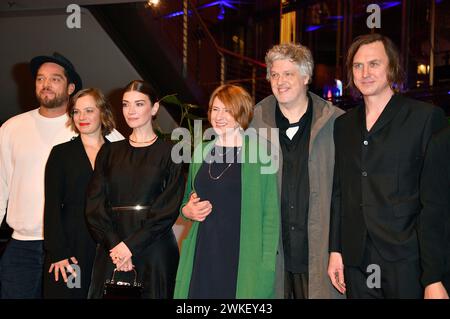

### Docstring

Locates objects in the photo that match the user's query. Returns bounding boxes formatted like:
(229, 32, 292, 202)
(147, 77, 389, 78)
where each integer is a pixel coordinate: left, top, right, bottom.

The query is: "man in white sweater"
(0, 53, 122, 298)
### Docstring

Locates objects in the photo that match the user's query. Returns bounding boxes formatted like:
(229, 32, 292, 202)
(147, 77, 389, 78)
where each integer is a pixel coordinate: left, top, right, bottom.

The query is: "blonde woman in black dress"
(86, 80, 184, 298)
(43, 88, 119, 298)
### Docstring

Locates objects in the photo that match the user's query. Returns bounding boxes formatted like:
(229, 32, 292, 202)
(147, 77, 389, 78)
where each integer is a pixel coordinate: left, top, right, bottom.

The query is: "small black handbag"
(103, 268, 143, 299)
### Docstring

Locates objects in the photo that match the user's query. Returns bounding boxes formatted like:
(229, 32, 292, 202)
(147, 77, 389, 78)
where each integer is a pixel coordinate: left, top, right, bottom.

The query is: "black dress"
(188, 146, 242, 298)
(43, 136, 99, 298)
(85, 138, 184, 299)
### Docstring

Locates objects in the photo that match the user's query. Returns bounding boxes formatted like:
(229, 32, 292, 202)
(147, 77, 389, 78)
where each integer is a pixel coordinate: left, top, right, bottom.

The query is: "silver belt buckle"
(112, 205, 150, 211)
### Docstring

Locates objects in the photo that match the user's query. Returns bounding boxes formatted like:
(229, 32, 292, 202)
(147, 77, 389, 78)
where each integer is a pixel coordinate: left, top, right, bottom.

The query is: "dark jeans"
(0, 238, 44, 299)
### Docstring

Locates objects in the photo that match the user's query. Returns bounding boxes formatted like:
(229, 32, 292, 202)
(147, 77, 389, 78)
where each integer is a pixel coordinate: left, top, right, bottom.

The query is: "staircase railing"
(151, 0, 272, 104)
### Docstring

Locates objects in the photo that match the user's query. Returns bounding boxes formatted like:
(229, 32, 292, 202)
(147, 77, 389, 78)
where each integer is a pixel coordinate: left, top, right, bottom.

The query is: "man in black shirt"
(328, 34, 447, 298)
(251, 43, 344, 299)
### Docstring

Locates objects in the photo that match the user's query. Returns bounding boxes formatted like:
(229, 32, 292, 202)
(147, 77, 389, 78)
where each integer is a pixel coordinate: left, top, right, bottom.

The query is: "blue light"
(163, 1, 237, 19)
(306, 25, 323, 32)
(222, 1, 237, 10)
(199, 1, 222, 10)
(447, 91, 450, 95)
(164, 11, 189, 18)
(335, 79, 343, 97)
(327, 15, 343, 20)
(198, 0, 237, 11)
(380, 1, 401, 10)
(217, 4, 225, 20)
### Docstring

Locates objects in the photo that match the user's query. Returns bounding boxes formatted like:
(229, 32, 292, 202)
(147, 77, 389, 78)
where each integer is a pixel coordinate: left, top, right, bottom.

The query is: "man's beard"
(37, 90, 69, 109)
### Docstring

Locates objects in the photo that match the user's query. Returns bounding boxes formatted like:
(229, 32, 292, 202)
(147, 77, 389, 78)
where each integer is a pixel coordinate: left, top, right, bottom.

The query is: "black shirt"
(276, 95, 313, 273)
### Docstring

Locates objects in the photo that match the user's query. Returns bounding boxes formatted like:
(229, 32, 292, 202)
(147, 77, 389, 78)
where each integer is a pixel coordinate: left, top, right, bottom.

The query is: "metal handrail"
(187, 0, 265, 68)
(152, 0, 271, 103)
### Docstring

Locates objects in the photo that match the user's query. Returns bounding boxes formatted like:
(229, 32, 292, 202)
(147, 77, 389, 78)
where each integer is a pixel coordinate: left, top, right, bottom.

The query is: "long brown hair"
(346, 33, 404, 94)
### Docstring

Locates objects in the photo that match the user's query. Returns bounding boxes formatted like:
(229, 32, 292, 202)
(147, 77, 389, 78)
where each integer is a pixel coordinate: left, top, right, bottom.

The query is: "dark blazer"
(330, 94, 447, 266)
(43, 136, 104, 298)
(419, 126, 450, 287)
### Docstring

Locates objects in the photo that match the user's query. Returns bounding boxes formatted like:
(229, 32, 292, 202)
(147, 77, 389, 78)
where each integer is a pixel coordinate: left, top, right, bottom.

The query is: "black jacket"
(43, 136, 99, 298)
(419, 126, 450, 286)
(330, 94, 447, 266)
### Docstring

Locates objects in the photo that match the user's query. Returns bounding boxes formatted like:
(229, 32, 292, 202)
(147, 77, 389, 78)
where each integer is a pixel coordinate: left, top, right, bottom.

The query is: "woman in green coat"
(174, 84, 280, 299)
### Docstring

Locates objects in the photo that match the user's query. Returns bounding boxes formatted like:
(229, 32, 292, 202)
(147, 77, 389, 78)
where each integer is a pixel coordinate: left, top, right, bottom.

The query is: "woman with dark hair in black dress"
(85, 80, 184, 299)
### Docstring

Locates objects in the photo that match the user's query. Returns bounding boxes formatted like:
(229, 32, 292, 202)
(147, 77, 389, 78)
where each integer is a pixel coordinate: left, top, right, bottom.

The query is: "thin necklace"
(129, 134, 158, 144)
(208, 147, 241, 180)
(215, 145, 232, 157)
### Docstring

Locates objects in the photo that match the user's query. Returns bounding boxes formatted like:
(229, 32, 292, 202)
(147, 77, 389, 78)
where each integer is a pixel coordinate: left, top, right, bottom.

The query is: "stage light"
(335, 79, 343, 97)
(417, 64, 429, 75)
(163, 1, 238, 19)
(218, 4, 225, 20)
(147, 0, 160, 7)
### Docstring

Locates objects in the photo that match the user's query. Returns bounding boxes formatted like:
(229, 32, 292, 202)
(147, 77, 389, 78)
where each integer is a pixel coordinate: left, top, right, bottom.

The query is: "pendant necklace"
(208, 146, 242, 180)
(215, 145, 233, 157)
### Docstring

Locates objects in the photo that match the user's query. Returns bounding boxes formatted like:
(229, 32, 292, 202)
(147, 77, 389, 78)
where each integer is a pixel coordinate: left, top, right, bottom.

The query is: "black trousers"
(284, 271, 308, 299)
(344, 237, 423, 299)
(442, 272, 450, 293)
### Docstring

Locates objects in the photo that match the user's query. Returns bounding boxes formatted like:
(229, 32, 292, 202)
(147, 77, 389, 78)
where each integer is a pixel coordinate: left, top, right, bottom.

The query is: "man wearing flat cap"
(0, 53, 122, 298)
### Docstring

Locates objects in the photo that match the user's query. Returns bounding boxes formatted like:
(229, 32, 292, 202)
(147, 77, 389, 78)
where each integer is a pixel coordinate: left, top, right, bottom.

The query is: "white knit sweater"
(0, 108, 123, 240)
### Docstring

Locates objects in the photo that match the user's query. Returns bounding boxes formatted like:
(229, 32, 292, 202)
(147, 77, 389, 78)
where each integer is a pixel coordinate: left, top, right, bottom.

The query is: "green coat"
(174, 134, 280, 298)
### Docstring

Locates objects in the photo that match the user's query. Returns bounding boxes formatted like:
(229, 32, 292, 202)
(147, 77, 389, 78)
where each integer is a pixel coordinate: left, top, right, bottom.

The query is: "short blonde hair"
(208, 84, 254, 130)
(68, 88, 115, 136)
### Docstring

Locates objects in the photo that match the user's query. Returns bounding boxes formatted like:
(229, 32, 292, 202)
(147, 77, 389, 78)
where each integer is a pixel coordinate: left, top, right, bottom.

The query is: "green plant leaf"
(185, 114, 207, 120)
(184, 103, 201, 109)
(159, 94, 182, 106)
